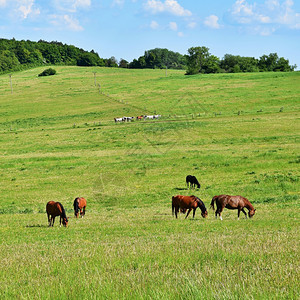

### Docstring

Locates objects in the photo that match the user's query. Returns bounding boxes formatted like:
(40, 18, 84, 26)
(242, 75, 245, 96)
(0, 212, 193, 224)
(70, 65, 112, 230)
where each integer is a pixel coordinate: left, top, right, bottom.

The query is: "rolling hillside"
(0, 67, 299, 299)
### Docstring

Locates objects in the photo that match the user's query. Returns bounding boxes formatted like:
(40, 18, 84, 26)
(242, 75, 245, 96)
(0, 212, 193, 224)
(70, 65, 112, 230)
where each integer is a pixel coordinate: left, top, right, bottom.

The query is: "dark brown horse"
(172, 195, 208, 219)
(46, 201, 69, 227)
(73, 197, 87, 218)
(210, 194, 256, 220)
(186, 175, 201, 189)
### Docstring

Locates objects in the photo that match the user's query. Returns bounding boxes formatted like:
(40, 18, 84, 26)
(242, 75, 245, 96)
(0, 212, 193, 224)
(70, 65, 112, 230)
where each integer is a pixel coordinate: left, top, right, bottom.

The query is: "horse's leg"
(241, 208, 247, 219)
(185, 209, 192, 219)
(175, 206, 178, 219)
(83, 207, 86, 217)
(47, 213, 51, 226)
(217, 206, 223, 221)
(219, 211, 223, 221)
(192, 208, 196, 219)
(238, 209, 241, 220)
(51, 216, 55, 226)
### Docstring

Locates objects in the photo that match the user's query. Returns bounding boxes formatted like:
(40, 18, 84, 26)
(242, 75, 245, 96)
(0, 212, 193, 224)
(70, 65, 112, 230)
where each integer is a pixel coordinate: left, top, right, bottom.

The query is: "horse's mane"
(244, 198, 255, 210)
(57, 202, 67, 219)
(195, 197, 207, 213)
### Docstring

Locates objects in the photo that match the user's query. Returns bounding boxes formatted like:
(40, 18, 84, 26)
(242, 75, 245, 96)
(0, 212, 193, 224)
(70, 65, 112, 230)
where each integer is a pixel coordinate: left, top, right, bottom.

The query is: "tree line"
(0, 38, 296, 75)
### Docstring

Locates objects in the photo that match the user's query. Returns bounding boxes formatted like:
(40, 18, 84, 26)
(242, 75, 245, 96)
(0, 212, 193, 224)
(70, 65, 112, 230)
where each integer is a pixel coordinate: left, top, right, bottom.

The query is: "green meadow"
(0, 67, 299, 299)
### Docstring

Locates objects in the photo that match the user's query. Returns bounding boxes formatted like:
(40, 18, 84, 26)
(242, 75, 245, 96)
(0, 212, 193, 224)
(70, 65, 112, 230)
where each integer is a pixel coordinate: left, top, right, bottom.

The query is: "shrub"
(38, 68, 56, 76)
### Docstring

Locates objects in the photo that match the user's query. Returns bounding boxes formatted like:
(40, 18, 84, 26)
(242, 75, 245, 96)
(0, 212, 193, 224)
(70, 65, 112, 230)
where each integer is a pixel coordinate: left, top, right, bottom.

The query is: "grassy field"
(0, 67, 299, 299)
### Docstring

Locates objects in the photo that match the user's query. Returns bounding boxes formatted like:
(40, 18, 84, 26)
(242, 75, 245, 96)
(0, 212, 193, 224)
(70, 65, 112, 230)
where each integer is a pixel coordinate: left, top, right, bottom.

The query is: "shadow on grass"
(173, 187, 187, 191)
(26, 224, 48, 228)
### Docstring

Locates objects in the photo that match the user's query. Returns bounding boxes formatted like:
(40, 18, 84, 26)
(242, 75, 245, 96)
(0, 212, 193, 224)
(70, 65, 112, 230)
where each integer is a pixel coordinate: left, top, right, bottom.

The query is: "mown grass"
(0, 67, 299, 299)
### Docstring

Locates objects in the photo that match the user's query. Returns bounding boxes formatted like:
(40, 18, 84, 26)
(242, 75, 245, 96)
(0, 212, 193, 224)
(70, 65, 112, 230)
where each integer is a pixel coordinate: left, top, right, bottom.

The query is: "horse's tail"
(73, 198, 79, 215)
(172, 196, 175, 216)
(210, 196, 216, 211)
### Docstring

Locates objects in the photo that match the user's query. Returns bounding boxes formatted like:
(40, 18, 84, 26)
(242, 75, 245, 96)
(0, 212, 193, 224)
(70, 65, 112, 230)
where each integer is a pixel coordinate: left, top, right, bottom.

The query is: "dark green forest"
(0, 38, 296, 75)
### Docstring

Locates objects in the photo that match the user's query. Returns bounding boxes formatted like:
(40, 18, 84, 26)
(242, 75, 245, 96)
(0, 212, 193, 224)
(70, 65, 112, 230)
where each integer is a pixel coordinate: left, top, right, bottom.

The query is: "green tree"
(77, 52, 99, 66)
(119, 59, 129, 68)
(105, 56, 118, 67)
(186, 46, 210, 75)
(202, 55, 220, 73)
(0, 50, 20, 72)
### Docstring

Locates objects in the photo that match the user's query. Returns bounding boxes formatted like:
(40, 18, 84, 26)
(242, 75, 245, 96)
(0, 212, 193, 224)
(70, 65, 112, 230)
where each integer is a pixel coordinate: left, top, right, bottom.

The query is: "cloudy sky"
(1, 0, 299, 68)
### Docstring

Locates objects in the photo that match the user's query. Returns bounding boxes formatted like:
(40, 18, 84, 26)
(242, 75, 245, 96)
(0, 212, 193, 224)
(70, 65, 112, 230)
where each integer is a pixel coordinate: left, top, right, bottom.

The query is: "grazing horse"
(46, 201, 68, 227)
(144, 115, 155, 120)
(186, 175, 201, 189)
(73, 197, 87, 218)
(172, 195, 208, 219)
(124, 117, 135, 122)
(210, 194, 256, 220)
(136, 115, 144, 120)
(114, 117, 123, 122)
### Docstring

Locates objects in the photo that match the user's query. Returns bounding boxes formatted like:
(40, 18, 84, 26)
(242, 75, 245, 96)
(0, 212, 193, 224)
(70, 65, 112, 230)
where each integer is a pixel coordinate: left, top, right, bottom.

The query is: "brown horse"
(210, 194, 256, 220)
(172, 195, 208, 219)
(73, 197, 87, 218)
(46, 201, 69, 227)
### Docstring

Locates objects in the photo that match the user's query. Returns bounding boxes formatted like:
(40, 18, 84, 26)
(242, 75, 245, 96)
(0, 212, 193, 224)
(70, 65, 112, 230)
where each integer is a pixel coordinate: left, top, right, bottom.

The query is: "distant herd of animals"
(114, 114, 161, 122)
(45, 175, 256, 227)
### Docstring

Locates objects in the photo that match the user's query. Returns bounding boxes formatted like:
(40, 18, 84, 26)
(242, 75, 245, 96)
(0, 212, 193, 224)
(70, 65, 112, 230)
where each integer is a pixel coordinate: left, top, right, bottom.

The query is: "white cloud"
(232, 0, 254, 17)
(144, 0, 192, 17)
(0, 0, 6, 7)
(63, 14, 84, 31)
(150, 20, 159, 29)
(229, 0, 300, 32)
(204, 15, 221, 29)
(53, 0, 91, 13)
(112, 0, 125, 8)
(187, 21, 197, 29)
(169, 21, 177, 31)
(177, 31, 184, 37)
(50, 14, 84, 31)
(13, 0, 40, 19)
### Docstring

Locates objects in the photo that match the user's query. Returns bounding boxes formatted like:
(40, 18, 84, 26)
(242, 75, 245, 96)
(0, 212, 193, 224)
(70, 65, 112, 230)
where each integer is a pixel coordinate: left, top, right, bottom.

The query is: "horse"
(124, 117, 135, 122)
(114, 117, 123, 122)
(73, 197, 87, 218)
(136, 115, 144, 120)
(186, 175, 201, 189)
(144, 115, 155, 120)
(153, 114, 161, 119)
(172, 195, 208, 219)
(46, 201, 69, 227)
(210, 194, 256, 220)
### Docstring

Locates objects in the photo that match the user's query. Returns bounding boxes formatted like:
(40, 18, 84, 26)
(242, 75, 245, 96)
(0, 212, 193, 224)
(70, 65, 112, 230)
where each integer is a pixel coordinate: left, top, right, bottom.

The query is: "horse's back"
(172, 195, 197, 208)
(77, 197, 87, 208)
(46, 201, 61, 216)
(214, 195, 248, 208)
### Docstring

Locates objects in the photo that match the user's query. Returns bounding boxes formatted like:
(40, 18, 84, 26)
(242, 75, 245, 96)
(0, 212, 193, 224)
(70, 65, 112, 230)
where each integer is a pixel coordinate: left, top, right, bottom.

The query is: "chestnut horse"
(210, 194, 256, 220)
(73, 197, 87, 218)
(172, 195, 208, 219)
(46, 201, 68, 227)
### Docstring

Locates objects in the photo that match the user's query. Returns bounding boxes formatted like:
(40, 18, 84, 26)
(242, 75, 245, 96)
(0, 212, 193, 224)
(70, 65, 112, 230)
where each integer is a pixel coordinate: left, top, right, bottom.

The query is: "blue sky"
(1, 0, 299, 68)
